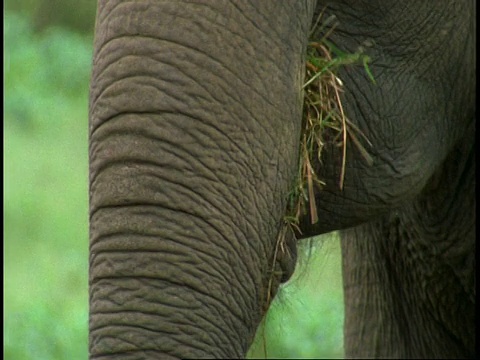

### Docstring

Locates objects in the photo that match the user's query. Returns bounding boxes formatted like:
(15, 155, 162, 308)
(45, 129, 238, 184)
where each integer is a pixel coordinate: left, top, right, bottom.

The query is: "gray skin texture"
(89, 0, 475, 359)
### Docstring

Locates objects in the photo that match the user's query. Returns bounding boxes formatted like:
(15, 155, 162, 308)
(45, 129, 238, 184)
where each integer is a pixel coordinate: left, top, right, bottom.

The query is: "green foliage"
(4, 0, 96, 34)
(320, 39, 376, 84)
(248, 236, 344, 359)
(4, 11, 343, 359)
(4, 11, 92, 359)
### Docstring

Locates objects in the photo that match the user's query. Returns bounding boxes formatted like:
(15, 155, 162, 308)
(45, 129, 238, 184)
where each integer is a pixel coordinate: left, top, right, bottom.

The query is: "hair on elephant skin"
(88, 1, 475, 358)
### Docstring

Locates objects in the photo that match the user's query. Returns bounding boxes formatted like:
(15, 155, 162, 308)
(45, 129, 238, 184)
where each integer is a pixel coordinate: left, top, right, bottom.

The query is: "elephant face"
(301, 0, 475, 235)
(89, 0, 475, 358)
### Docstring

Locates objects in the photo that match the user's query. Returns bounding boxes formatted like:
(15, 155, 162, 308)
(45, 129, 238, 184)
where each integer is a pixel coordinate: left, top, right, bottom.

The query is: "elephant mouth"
(281, 13, 374, 247)
(265, 14, 376, 314)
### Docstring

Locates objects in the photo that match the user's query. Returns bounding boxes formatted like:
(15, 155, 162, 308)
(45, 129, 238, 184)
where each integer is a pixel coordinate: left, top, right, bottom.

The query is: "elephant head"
(89, 1, 475, 358)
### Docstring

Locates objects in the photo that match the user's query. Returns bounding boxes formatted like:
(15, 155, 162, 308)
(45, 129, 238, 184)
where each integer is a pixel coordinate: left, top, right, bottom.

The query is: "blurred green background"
(4, 2, 343, 358)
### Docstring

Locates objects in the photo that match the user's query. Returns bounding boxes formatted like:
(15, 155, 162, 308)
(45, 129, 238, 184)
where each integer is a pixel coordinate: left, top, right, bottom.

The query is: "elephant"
(88, 1, 475, 359)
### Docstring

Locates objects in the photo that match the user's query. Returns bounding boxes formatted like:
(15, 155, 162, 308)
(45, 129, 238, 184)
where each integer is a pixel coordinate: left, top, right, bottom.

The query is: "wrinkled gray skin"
(89, 1, 475, 358)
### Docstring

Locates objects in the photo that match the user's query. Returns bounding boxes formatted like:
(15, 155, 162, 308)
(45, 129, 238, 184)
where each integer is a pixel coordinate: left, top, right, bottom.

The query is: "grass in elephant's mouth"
(284, 14, 375, 232)
(265, 12, 375, 322)
(279, 20, 372, 232)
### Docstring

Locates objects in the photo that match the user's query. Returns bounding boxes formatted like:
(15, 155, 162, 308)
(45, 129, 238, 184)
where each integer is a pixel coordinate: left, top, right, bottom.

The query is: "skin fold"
(89, 0, 475, 358)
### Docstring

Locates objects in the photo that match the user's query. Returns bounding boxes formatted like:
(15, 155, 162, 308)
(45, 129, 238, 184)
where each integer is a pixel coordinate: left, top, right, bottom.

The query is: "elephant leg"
(340, 135, 475, 358)
(89, 1, 316, 358)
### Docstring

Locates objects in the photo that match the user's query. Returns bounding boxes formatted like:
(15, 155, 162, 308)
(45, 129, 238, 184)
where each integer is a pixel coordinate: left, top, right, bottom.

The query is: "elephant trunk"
(89, 1, 315, 358)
